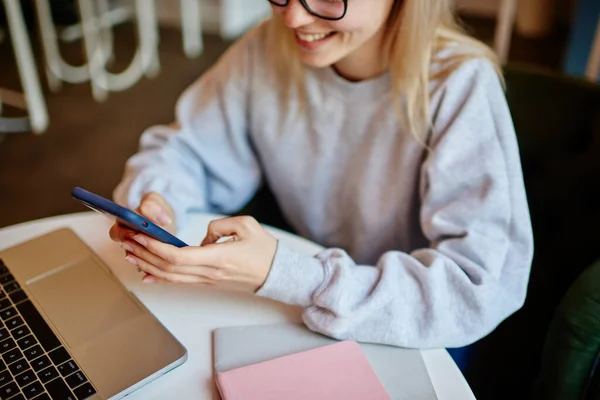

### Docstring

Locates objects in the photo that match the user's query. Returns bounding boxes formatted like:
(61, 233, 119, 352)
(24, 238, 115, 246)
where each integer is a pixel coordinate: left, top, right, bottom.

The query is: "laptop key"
(22, 380, 43, 399)
(12, 326, 30, 341)
(65, 372, 86, 389)
(15, 369, 36, 388)
(3, 348, 21, 364)
(9, 359, 28, 376)
(0, 300, 10, 312)
(6, 316, 24, 330)
(16, 302, 60, 352)
(0, 370, 11, 387)
(0, 264, 8, 276)
(31, 394, 49, 400)
(31, 355, 51, 372)
(3, 282, 19, 294)
(0, 276, 13, 286)
(48, 348, 69, 366)
(0, 338, 15, 353)
(17, 335, 35, 351)
(23, 345, 42, 361)
(9, 291, 27, 305)
(0, 329, 8, 342)
(37, 366, 59, 384)
(45, 378, 76, 400)
(58, 361, 78, 377)
(0, 308, 16, 321)
(0, 381, 19, 399)
(73, 383, 96, 400)
(10, 395, 24, 400)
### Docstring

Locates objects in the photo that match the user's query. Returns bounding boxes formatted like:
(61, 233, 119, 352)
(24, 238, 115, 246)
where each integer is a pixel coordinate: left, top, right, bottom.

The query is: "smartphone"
(72, 187, 188, 248)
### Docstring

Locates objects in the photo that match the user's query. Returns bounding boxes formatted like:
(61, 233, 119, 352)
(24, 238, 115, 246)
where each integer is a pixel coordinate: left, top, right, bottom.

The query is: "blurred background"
(0, 0, 597, 228)
(1, 2, 599, 400)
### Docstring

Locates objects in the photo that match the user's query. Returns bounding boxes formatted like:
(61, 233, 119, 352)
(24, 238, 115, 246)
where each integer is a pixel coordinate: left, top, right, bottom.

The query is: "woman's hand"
(114, 216, 278, 293)
(110, 192, 177, 243)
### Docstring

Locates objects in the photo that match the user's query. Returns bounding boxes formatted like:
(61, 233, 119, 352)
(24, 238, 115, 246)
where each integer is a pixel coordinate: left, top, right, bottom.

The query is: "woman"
(110, 0, 534, 367)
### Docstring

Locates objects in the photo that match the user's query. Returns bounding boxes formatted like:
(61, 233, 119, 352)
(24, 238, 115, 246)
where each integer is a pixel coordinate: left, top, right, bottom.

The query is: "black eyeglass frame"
(267, 0, 348, 21)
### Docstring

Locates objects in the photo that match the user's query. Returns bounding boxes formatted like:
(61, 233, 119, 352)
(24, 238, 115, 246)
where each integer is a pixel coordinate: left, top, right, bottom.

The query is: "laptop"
(0, 227, 187, 400)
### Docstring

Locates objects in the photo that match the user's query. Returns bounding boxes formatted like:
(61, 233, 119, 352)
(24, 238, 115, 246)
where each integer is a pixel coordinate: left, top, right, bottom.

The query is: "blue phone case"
(71, 187, 188, 248)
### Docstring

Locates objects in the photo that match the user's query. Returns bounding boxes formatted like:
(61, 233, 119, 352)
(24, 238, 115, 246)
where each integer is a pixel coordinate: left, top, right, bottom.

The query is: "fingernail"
(156, 211, 172, 226)
(121, 242, 133, 252)
(133, 235, 147, 247)
(125, 256, 137, 266)
(143, 275, 155, 284)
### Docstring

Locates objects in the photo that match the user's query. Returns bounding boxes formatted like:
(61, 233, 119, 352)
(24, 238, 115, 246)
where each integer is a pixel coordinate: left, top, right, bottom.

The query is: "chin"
(298, 53, 340, 69)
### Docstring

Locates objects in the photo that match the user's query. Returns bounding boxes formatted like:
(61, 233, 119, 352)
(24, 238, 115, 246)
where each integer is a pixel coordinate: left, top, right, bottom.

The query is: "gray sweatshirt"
(114, 24, 534, 349)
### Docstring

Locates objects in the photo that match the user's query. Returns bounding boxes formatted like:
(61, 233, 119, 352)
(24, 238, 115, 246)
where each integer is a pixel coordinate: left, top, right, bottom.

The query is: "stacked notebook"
(212, 323, 438, 400)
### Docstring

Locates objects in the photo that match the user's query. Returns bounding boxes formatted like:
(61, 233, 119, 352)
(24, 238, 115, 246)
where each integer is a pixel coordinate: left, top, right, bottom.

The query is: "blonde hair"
(266, 0, 503, 141)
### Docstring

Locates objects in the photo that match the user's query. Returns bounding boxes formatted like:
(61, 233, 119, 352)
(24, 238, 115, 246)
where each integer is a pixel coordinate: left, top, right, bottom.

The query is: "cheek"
(328, 19, 363, 36)
(334, 1, 392, 33)
(270, 4, 281, 15)
(329, 11, 381, 36)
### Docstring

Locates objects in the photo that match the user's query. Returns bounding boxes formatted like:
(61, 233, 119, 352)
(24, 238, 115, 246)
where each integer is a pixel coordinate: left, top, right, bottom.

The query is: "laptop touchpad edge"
(26, 258, 143, 348)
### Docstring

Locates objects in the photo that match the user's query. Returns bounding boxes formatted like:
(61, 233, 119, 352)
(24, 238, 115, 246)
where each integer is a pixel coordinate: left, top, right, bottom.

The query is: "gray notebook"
(212, 323, 438, 400)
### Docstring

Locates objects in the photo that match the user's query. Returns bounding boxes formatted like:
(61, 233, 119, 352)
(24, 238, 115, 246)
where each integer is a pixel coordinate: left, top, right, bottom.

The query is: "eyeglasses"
(268, 0, 348, 21)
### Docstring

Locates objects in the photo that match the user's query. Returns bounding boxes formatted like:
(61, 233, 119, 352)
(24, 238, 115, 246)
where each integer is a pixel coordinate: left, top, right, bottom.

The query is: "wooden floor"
(0, 16, 569, 228)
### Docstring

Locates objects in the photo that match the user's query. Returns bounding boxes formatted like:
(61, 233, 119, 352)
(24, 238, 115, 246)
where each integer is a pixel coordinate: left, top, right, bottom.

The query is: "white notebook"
(212, 323, 438, 400)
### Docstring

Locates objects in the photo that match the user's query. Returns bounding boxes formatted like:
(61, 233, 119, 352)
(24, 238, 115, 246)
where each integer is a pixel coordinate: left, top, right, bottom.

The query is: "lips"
(296, 31, 332, 42)
(294, 31, 337, 51)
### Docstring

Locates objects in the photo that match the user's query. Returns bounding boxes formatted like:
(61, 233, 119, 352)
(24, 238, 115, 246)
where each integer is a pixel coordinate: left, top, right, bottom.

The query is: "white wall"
(156, 0, 271, 39)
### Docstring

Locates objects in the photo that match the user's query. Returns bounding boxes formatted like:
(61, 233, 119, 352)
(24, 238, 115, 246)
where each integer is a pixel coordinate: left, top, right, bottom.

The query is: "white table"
(0, 212, 476, 399)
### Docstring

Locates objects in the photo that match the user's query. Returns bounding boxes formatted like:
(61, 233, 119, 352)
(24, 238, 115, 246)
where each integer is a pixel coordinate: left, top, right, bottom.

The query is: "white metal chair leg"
(96, 0, 115, 64)
(77, 0, 109, 101)
(0, 88, 31, 133)
(59, 2, 132, 44)
(585, 17, 600, 82)
(494, 0, 517, 64)
(79, 0, 160, 93)
(137, 0, 161, 79)
(34, 0, 91, 90)
(181, 0, 203, 58)
(3, 0, 49, 133)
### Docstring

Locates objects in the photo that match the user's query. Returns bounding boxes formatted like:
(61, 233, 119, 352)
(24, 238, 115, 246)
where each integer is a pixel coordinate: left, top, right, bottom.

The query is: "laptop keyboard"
(0, 259, 97, 400)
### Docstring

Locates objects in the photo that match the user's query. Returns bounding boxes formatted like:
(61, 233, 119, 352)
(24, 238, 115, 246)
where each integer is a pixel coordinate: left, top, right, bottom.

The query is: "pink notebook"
(215, 340, 391, 400)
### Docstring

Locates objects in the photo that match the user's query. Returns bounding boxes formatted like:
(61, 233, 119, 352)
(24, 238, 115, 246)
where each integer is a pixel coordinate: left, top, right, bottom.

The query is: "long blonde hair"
(266, 0, 503, 141)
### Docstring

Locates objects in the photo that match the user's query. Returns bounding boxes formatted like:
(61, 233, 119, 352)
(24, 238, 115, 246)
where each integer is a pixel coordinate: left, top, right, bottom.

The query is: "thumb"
(138, 198, 172, 227)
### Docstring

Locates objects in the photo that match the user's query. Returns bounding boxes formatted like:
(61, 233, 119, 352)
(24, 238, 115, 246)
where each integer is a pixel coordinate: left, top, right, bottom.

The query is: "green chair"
(537, 258, 600, 399)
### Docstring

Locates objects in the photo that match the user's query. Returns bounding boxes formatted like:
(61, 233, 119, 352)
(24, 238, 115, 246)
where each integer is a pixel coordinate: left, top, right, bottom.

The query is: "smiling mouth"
(295, 31, 336, 42)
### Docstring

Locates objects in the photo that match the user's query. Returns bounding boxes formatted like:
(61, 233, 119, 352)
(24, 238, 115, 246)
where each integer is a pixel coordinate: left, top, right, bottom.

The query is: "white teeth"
(297, 32, 330, 42)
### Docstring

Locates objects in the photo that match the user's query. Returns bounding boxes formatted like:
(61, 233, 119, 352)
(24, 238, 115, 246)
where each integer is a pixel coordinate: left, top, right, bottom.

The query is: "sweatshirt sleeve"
(113, 30, 262, 232)
(256, 59, 534, 349)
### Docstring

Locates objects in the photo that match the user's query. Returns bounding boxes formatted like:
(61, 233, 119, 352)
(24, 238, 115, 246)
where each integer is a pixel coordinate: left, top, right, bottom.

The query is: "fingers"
(130, 234, 200, 267)
(124, 252, 209, 284)
(122, 239, 169, 271)
(109, 223, 135, 243)
(202, 216, 259, 245)
(123, 239, 221, 278)
(139, 193, 175, 230)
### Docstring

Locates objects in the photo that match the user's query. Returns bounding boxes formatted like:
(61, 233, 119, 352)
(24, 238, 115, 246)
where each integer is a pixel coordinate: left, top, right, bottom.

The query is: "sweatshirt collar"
(312, 66, 392, 101)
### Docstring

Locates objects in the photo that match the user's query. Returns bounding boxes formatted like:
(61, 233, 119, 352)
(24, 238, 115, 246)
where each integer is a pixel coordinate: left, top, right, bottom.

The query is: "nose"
(274, 0, 317, 29)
